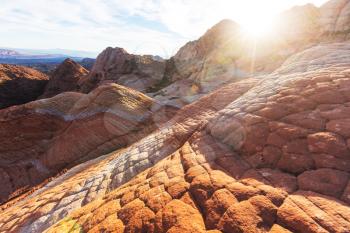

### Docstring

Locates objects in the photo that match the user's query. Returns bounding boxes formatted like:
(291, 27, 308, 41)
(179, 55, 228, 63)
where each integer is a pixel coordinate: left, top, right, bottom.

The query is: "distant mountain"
(0, 48, 96, 73)
(0, 48, 82, 59)
(79, 57, 95, 70)
(0, 47, 97, 58)
(0, 49, 21, 57)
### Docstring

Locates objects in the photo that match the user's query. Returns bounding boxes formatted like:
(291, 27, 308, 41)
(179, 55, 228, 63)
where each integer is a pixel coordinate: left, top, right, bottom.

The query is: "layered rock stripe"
(0, 77, 257, 232)
(0, 83, 176, 205)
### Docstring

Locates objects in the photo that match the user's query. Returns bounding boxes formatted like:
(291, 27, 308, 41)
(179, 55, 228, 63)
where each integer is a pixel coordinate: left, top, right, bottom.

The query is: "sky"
(0, 0, 329, 57)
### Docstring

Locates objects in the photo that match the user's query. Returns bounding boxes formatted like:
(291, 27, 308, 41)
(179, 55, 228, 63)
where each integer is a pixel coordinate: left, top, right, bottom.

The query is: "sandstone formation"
(0, 75, 258, 232)
(152, 0, 350, 107)
(151, 20, 247, 107)
(39, 59, 88, 99)
(0, 83, 176, 205)
(1, 0, 350, 232)
(74, 1, 350, 110)
(78, 47, 166, 93)
(320, 0, 350, 36)
(154, 4, 319, 105)
(0, 64, 49, 109)
(75, 1, 349, 109)
(1, 39, 350, 232)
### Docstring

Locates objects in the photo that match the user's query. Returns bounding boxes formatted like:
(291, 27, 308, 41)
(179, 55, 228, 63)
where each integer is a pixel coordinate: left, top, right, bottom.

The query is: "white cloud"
(0, 0, 329, 57)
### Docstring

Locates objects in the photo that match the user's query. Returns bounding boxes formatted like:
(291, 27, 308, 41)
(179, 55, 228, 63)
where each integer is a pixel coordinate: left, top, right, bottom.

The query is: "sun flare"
(238, 15, 275, 38)
(229, 3, 277, 38)
(240, 19, 274, 38)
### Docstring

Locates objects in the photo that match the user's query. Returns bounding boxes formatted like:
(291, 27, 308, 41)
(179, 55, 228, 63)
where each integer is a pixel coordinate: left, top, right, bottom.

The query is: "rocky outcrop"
(274, 42, 350, 74)
(320, 0, 350, 36)
(39, 58, 88, 99)
(275, 3, 321, 43)
(2, 40, 350, 232)
(78, 47, 166, 93)
(152, 1, 350, 107)
(0, 83, 177, 205)
(151, 13, 320, 107)
(0, 75, 258, 232)
(74, 1, 350, 110)
(152, 19, 271, 107)
(0, 64, 49, 109)
(1, 1, 350, 232)
(151, 20, 247, 107)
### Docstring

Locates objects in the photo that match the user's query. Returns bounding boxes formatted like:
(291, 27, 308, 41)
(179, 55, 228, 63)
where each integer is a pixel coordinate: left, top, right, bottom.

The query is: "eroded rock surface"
(1, 40, 350, 232)
(1, 1, 350, 232)
(152, 0, 350, 108)
(40, 59, 88, 99)
(70, 1, 350, 111)
(78, 47, 166, 93)
(0, 83, 176, 205)
(320, 0, 350, 37)
(0, 77, 257, 232)
(0, 64, 49, 109)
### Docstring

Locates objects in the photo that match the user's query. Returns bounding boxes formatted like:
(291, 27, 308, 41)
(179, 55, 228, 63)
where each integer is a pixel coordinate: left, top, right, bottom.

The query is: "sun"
(231, 5, 276, 39)
(239, 17, 275, 38)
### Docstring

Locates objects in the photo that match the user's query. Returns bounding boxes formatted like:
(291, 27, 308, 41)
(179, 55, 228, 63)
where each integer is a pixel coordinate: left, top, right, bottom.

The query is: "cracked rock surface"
(0, 83, 176, 205)
(1, 41, 350, 232)
(2, 1, 350, 232)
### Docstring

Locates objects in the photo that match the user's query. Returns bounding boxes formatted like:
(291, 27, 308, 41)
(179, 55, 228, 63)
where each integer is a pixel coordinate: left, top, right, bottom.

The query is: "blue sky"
(0, 0, 329, 57)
